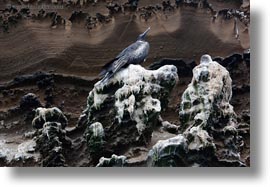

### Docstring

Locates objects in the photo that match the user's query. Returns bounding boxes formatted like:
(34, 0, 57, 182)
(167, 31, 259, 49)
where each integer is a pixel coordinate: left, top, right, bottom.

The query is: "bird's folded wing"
(99, 56, 129, 85)
(116, 42, 138, 58)
(112, 56, 129, 74)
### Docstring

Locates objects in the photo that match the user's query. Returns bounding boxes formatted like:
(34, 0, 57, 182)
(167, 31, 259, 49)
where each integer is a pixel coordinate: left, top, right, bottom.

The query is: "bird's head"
(200, 54, 212, 64)
(137, 27, 150, 41)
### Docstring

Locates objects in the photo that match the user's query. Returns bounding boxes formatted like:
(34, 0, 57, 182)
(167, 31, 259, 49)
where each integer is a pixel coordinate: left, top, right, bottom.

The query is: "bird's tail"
(98, 56, 127, 86)
(99, 71, 114, 86)
(99, 57, 119, 78)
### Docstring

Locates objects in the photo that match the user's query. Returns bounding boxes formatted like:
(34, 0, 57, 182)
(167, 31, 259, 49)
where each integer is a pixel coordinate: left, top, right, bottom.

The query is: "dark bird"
(99, 27, 150, 85)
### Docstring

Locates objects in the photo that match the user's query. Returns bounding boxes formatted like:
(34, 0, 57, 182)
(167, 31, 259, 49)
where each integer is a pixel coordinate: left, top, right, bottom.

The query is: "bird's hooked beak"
(142, 27, 151, 37)
(138, 27, 150, 40)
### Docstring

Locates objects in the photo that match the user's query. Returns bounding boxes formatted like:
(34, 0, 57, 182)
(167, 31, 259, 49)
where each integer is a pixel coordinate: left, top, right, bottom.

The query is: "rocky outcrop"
(0, 139, 39, 167)
(0, 0, 250, 167)
(123, 0, 140, 11)
(84, 122, 105, 160)
(32, 107, 68, 129)
(19, 93, 42, 111)
(96, 154, 127, 167)
(79, 64, 178, 156)
(147, 134, 188, 167)
(33, 107, 71, 167)
(147, 55, 245, 167)
(179, 54, 235, 131)
(243, 49, 250, 68)
(213, 51, 250, 114)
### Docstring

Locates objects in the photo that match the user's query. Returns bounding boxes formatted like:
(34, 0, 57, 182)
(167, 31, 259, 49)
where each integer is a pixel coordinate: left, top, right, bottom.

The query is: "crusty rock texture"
(0, 0, 250, 167)
(0, 138, 39, 166)
(19, 93, 42, 111)
(179, 54, 235, 132)
(32, 107, 68, 129)
(147, 134, 188, 167)
(79, 64, 178, 156)
(33, 107, 71, 167)
(84, 122, 105, 160)
(96, 154, 127, 167)
(147, 55, 245, 167)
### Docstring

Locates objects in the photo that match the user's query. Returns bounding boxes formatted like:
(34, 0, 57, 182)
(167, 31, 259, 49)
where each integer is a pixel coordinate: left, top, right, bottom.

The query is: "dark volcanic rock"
(35, 122, 72, 167)
(149, 58, 196, 78)
(237, 110, 250, 136)
(44, 12, 65, 28)
(84, 122, 105, 161)
(243, 49, 250, 68)
(96, 13, 111, 23)
(106, 3, 122, 14)
(123, 0, 140, 11)
(218, 53, 243, 69)
(69, 11, 89, 23)
(215, 53, 249, 82)
(138, 5, 160, 21)
(162, 1, 175, 11)
(0, 6, 24, 33)
(32, 107, 71, 167)
(232, 84, 250, 95)
(19, 93, 42, 111)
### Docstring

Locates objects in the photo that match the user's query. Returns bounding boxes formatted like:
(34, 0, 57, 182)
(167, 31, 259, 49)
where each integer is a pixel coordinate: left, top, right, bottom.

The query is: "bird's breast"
(133, 41, 149, 57)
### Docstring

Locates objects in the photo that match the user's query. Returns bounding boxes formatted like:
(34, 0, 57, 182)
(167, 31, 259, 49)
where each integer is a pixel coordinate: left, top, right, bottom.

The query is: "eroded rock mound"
(79, 64, 178, 156)
(84, 122, 105, 160)
(32, 107, 68, 129)
(147, 134, 188, 167)
(179, 54, 235, 131)
(19, 93, 42, 111)
(0, 139, 39, 166)
(148, 55, 245, 167)
(33, 107, 71, 167)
